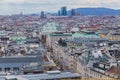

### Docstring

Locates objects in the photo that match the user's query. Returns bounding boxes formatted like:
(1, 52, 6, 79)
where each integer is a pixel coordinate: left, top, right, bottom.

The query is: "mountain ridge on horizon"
(69, 7, 120, 16)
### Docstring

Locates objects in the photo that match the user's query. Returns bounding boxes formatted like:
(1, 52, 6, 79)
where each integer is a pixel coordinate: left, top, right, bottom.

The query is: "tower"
(20, 12, 23, 17)
(58, 10, 61, 16)
(40, 11, 45, 18)
(71, 9, 76, 16)
(61, 6, 67, 16)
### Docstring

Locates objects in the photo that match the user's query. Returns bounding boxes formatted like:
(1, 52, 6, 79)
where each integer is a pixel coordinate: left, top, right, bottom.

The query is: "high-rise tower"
(61, 6, 67, 16)
(71, 9, 76, 16)
(58, 10, 61, 16)
(40, 11, 45, 18)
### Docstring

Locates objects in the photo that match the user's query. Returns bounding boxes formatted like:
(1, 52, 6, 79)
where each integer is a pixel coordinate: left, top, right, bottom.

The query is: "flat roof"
(0, 55, 43, 63)
(21, 72, 81, 80)
(49, 33, 72, 36)
(0, 72, 81, 80)
(72, 32, 99, 38)
(6, 76, 28, 80)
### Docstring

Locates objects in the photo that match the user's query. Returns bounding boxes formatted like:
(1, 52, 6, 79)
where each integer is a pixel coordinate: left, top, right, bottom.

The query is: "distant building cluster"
(0, 8, 120, 80)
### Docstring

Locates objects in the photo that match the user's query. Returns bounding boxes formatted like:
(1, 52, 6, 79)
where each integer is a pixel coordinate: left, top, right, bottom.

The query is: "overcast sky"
(0, 0, 120, 15)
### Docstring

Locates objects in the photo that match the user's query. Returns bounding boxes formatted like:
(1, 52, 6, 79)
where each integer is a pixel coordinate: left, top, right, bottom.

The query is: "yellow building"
(100, 33, 120, 41)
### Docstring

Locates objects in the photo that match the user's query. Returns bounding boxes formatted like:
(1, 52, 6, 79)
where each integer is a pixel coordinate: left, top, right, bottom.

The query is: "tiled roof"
(106, 66, 120, 78)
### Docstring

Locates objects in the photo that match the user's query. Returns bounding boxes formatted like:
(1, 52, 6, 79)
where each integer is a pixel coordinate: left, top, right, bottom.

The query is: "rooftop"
(72, 32, 99, 38)
(42, 22, 62, 33)
(106, 66, 120, 78)
(49, 33, 72, 36)
(20, 72, 81, 80)
(0, 53, 43, 63)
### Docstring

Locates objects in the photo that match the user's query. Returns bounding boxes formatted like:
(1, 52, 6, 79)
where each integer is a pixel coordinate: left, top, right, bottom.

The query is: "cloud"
(0, 0, 120, 15)
(0, 0, 119, 6)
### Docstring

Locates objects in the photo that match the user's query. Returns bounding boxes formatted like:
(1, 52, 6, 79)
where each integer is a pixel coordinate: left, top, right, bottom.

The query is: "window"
(13, 67, 19, 71)
(99, 64, 104, 68)
(0, 68, 2, 71)
(5, 67, 11, 72)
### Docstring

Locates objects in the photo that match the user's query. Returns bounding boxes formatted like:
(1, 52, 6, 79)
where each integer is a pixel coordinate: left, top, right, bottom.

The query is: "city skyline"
(0, 0, 120, 15)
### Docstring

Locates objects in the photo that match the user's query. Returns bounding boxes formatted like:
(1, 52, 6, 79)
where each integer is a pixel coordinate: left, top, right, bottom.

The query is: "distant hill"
(70, 8, 120, 16)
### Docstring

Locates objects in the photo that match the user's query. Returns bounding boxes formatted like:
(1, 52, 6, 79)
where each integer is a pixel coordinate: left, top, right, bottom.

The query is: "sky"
(0, 0, 120, 15)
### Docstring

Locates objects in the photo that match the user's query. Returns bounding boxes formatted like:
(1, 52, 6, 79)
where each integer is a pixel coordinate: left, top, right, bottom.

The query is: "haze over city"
(0, 0, 120, 80)
(0, 0, 120, 15)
